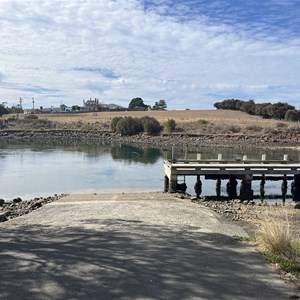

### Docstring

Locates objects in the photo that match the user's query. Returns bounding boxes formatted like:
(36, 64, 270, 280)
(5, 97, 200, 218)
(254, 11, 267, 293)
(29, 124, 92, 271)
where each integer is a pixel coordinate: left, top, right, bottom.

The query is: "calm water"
(1, 143, 300, 200)
(0, 144, 165, 200)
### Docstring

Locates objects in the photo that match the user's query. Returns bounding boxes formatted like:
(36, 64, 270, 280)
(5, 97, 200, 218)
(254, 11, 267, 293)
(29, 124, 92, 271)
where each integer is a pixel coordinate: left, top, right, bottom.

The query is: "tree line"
(128, 98, 167, 110)
(214, 99, 300, 121)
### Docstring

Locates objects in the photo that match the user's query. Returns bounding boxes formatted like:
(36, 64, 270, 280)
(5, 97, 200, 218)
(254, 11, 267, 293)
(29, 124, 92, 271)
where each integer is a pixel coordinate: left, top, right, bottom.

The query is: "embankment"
(0, 129, 299, 149)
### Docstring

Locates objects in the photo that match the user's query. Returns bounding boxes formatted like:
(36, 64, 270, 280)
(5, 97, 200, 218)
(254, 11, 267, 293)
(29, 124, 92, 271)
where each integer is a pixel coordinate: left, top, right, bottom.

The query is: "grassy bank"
(3, 109, 300, 138)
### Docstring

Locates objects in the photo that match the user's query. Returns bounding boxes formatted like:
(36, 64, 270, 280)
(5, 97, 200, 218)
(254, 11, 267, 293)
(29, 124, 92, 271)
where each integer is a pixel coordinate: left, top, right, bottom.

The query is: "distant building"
(83, 98, 100, 111)
(83, 98, 126, 112)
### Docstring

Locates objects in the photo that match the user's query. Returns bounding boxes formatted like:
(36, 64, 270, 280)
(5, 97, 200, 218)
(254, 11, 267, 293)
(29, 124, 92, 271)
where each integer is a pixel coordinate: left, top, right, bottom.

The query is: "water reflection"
(0, 143, 163, 165)
(110, 144, 161, 164)
(0, 143, 165, 200)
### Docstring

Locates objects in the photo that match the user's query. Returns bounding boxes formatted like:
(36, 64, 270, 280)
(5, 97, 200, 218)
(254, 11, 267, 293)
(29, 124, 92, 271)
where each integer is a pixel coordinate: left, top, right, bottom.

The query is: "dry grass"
(4, 109, 295, 135)
(256, 207, 300, 280)
(18, 110, 289, 128)
(258, 208, 293, 256)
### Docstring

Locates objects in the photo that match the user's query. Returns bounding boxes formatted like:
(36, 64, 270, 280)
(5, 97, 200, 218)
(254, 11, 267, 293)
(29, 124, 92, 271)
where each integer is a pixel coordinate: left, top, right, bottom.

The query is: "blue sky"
(0, 0, 299, 109)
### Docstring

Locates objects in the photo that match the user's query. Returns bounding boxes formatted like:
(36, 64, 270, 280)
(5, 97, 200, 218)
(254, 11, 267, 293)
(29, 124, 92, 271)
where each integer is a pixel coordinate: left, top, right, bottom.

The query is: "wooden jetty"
(164, 153, 300, 201)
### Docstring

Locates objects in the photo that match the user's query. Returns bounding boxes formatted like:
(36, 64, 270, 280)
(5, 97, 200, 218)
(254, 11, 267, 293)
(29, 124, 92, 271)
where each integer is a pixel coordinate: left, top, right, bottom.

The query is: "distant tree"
(285, 109, 300, 122)
(6, 105, 23, 114)
(0, 104, 9, 116)
(255, 103, 271, 118)
(72, 105, 80, 111)
(214, 102, 221, 109)
(153, 100, 167, 110)
(128, 98, 148, 109)
(214, 99, 298, 121)
(214, 99, 243, 110)
(272, 102, 295, 120)
(240, 100, 255, 115)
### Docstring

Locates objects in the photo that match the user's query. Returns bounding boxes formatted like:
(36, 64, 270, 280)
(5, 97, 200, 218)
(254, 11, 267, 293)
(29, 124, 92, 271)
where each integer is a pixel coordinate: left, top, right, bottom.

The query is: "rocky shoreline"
(1, 129, 300, 149)
(0, 194, 66, 223)
(186, 195, 300, 240)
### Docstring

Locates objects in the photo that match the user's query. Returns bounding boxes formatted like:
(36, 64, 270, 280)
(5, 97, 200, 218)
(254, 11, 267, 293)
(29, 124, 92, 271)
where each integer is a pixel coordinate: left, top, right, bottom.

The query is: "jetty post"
(164, 160, 178, 193)
(239, 174, 253, 200)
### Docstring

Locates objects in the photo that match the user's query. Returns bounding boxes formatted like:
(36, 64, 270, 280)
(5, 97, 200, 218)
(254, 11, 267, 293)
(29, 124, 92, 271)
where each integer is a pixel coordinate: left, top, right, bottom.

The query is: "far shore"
(1, 109, 300, 149)
(1, 128, 300, 150)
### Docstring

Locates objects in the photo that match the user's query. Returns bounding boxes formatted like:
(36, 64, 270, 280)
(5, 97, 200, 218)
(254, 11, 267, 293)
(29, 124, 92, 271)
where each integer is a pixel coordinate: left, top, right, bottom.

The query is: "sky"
(0, 0, 300, 110)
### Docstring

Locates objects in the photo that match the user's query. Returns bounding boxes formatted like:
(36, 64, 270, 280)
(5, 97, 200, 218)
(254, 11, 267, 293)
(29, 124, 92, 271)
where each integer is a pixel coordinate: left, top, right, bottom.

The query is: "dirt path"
(0, 192, 298, 299)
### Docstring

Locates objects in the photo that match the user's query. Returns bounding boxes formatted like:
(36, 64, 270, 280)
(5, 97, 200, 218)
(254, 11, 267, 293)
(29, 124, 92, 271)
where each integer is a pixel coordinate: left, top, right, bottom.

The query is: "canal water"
(1, 143, 300, 201)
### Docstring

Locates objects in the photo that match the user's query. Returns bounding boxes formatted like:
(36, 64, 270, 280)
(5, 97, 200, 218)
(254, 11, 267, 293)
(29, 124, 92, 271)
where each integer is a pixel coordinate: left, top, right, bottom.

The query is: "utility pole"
(19, 97, 23, 109)
(32, 97, 35, 110)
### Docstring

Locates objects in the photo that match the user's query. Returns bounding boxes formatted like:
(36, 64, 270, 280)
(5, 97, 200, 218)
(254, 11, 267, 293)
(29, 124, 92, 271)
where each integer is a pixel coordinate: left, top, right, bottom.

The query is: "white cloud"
(0, 0, 299, 109)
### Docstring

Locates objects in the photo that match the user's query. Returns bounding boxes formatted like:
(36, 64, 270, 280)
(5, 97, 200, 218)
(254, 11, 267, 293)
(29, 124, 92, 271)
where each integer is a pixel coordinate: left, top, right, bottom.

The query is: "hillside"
(2, 109, 300, 149)
(39, 109, 288, 128)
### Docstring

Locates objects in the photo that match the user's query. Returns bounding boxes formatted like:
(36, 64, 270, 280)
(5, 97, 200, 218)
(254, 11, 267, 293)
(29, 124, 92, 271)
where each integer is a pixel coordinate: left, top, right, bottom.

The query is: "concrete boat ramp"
(0, 192, 298, 299)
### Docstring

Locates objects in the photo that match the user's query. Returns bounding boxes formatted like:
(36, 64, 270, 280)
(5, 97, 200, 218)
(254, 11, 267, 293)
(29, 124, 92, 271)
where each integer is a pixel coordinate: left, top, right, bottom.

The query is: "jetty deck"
(164, 154, 300, 200)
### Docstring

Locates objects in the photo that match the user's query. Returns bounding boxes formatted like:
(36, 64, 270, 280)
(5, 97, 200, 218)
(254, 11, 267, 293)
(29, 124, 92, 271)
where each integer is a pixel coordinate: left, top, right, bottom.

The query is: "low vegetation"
(110, 116, 163, 136)
(140, 116, 163, 135)
(24, 114, 39, 120)
(2, 115, 56, 129)
(165, 119, 177, 132)
(243, 209, 300, 279)
(258, 209, 292, 255)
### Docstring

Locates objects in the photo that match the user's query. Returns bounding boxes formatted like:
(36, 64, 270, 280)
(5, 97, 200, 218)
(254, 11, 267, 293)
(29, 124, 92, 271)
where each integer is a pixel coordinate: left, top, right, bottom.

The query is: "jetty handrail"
(167, 159, 300, 165)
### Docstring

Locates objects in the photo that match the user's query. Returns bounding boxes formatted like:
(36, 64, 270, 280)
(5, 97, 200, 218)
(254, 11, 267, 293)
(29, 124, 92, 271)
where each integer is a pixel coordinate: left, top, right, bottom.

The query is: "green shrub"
(115, 117, 143, 136)
(198, 119, 209, 126)
(110, 116, 162, 136)
(110, 117, 123, 132)
(165, 119, 176, 132)
(24, 114, 38, 120)
(140, 116, 162, 135)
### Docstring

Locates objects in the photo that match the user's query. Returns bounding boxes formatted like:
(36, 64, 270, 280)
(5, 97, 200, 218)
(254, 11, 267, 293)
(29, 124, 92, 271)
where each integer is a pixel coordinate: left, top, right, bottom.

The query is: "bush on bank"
(165, 119, 177, 132)
(140, 116, 163, 135)
(110, 116, 163, 136)
(116, 117, 143, 136)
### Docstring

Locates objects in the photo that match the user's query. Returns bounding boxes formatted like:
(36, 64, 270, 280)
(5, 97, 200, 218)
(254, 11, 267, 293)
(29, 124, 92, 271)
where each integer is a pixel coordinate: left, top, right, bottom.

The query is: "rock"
(13, 197, 22, 203)
(0, 199, 5, 206)
(29, 200, 43, 210)
(294, 203, 300, 209)
(0, 213, 7, 222)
